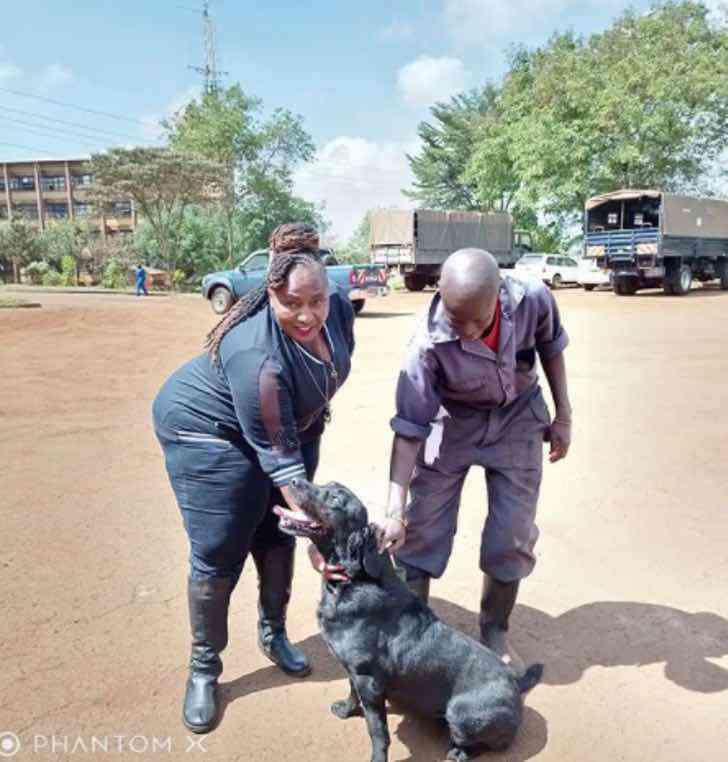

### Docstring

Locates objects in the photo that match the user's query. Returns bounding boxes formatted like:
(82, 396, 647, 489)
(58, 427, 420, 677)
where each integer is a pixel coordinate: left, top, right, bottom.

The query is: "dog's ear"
(361, 524, 386, 580)
(342, 525, 386, 580)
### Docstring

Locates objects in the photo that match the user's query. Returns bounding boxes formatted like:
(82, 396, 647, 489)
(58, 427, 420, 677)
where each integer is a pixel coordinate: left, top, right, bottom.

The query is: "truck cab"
(585, 190, 728, 296)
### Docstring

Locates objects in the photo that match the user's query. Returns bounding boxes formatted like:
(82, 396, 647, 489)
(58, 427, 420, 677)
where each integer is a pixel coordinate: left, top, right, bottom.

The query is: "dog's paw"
(446, 746, 470, 762)
(331, 699, 363, 719)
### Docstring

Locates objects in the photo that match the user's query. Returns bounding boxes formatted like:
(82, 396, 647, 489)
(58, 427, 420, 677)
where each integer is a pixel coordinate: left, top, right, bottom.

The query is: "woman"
(152, 223, 354, 734)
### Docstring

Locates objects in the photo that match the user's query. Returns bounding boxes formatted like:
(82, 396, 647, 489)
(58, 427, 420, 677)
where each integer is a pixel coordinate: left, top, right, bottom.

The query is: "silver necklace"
(291, 325, 338, 423)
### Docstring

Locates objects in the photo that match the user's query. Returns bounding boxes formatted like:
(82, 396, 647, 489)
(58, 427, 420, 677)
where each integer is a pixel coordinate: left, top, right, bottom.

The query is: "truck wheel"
(664, 261, 692, 296)
(613, 275, 637, 296)
(550, 274, 562, 289)
(583, 284, 595, 292)
(351, 299, 365, 315)
(210, 286, 233, 315)
(717, 259, 728, 290)
(404, 274, 426, 292)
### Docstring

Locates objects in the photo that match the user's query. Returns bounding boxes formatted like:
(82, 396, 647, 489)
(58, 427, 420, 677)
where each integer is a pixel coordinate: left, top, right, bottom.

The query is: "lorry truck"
(584, 189, 728, 296)
(369, 209, 531, 291)
(201, 248, 388, 315)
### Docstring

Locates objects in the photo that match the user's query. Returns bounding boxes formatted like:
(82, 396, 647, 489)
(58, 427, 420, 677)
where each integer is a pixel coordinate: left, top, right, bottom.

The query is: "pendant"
(323, 405, 332, 424)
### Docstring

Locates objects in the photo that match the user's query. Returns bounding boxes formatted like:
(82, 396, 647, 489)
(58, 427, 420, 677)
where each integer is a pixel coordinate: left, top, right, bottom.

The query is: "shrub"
(22, 261, 50, 285)
(42, 269, 65, 287)
(102, 257, 129, 290)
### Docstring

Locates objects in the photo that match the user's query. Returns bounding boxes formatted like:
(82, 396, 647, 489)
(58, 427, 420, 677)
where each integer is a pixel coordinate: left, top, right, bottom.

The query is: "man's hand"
(377, 517, 407, 553)
(548, 418, 572, 462)
(307, 543, 349, 582)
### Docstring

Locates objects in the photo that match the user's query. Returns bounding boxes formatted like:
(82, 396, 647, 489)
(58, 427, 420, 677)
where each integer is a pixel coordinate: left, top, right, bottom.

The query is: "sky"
(1, 0, 722, 241)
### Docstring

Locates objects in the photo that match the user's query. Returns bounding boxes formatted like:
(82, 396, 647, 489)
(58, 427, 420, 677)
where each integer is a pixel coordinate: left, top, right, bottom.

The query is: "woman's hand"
(548, 418, 572, 462)
(307, 543, 349, 582)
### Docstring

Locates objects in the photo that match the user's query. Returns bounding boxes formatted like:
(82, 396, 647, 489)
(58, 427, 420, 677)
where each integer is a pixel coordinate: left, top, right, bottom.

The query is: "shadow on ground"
(219, 596, 728, 758)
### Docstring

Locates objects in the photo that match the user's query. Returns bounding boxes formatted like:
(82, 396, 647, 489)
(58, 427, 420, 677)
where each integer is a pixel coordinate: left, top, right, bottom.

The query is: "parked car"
(514, 253, 579, 288)
(577, 255, 612, 291)
(201, 248, 388, 315)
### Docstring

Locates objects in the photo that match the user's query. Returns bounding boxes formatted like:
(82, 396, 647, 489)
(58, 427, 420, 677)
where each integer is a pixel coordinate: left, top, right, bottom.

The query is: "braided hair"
(205, 222, 323, 363)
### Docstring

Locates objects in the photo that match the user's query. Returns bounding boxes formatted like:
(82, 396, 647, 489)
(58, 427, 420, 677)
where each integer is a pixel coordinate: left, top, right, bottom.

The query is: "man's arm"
(540, 351, 572, 462)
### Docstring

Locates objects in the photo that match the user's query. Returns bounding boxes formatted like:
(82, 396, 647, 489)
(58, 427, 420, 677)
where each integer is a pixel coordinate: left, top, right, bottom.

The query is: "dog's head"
(275, 479, 387, 581)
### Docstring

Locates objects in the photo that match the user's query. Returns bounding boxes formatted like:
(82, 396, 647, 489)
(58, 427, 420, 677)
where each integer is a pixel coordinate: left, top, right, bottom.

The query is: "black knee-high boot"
(251, 544, 311, 676)
(183, 576, 234, 733)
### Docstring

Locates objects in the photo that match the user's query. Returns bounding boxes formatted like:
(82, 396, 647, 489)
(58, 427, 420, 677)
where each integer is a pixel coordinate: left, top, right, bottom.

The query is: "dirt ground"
(1, 284, 727, 762)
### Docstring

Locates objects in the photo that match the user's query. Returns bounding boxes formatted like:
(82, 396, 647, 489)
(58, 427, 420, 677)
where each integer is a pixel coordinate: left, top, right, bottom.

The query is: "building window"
(0, 180, 5, 192)
(14, 204, 39, 220)
(71, 173, 94, 188)
(40, 175, 67, 192)
(73, 202, 91, 218)
(10, 175, 35, 191)
(112, 201, 132, 217)
(46, 203, 69, 219)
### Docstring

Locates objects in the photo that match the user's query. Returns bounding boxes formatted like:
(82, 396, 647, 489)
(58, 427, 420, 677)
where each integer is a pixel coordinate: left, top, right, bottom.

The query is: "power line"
(1, 105, 145, 143)
(2, 115, 130, 148)
(0, 86, 152, 128)
(0, 141, 57, 157)
(1, 121, 100, 149)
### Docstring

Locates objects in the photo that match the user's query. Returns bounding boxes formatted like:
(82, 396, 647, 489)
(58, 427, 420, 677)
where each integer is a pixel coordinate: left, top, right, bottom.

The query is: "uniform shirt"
(136, 266, 147, 284)
(391, 277, 568, 441)
(153, 289, 355, 487)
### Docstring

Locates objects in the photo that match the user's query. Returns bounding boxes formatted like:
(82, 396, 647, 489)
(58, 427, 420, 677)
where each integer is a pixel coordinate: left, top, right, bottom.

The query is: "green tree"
(406, 88, 501, 211)
(337, 214, 372, 264)
(164, 84, 316, 264)
(39, 220, 93, 285)
(478, 1, 728, 219)
(0, 218, 44, 283)
(87, 147, 223, 286)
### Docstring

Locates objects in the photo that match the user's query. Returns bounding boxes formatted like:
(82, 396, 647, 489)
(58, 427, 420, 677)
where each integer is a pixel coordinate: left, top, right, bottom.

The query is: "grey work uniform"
(391, 276, 568, 582)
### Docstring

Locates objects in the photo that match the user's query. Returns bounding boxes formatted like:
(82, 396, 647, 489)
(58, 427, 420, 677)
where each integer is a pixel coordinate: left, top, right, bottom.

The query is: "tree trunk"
(12, 257, 19, 284)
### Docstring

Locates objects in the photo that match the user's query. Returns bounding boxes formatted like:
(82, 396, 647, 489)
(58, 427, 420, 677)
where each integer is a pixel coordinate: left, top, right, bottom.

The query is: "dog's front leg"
(332, 677, 363, 719)
(353, 675, 389, 762)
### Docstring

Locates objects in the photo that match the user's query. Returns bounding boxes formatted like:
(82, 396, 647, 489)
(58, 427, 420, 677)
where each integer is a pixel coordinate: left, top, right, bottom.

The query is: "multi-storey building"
(0, 157, 136, 239)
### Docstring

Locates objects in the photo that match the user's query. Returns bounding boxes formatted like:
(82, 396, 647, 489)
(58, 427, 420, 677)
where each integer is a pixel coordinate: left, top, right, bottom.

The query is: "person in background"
(135, 263, 149, 296)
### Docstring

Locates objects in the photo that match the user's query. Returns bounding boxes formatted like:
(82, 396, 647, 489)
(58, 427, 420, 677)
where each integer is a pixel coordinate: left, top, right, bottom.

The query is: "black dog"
(275, 479, 542, 762)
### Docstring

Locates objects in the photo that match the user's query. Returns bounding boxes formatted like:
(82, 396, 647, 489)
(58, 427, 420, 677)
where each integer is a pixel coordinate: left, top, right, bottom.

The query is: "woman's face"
(269, 263, 330, 345)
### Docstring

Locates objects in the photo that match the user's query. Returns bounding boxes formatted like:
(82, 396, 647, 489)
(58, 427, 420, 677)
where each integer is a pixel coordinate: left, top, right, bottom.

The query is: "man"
(380, 248, 572, 666)
(135, 263, 149, 297)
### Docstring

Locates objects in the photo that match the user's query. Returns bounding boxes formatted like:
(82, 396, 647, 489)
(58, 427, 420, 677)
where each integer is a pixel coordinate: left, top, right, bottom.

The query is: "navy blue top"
(153, 289, 355, 487)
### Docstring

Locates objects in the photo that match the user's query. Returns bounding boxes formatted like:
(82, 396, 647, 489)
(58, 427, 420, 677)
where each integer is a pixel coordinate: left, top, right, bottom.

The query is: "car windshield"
(517, 255, 544, 264)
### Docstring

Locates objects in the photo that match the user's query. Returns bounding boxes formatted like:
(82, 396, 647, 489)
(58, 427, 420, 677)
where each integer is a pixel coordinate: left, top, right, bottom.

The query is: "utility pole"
(188, 0, 228, 95)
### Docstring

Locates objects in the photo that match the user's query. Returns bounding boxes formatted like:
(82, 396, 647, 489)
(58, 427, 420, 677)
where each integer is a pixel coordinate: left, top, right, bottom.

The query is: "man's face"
(442, 290, 498, 341)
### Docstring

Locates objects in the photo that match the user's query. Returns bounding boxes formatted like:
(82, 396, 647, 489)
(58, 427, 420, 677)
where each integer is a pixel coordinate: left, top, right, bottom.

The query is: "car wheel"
(550, 274, 562, 289)
(583, 284, 595, 292)
(210, 286, 233, 315)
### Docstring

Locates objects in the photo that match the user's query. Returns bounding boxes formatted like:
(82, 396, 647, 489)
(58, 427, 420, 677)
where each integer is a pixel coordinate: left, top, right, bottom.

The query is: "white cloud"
(444, 0, 583, 42)
(294, 136, 419, 242)
(35, 63, 73, 94)
(397, 56, 472, 107)
(380, 19, 415, 41)
(141, 85, 201, 141)
(704, 0, 727, 22)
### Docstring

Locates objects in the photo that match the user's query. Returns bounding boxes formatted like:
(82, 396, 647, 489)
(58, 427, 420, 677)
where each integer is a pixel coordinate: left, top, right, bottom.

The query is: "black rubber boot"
(479, 575, 523, 668)
(252, 544, 311, 677)
(183, 576, 234, 734)
(397, 560, 431, 604)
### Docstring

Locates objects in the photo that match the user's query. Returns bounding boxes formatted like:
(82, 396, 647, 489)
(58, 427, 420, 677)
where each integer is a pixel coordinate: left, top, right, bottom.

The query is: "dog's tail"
(516, 662, 543, 694)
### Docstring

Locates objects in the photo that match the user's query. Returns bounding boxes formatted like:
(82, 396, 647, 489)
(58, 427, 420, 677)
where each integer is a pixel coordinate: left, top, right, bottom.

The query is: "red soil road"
(1, 286, 727, 762)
